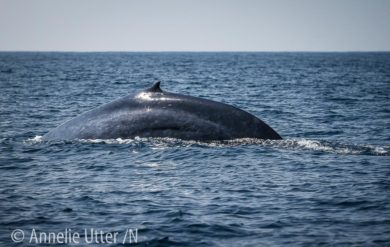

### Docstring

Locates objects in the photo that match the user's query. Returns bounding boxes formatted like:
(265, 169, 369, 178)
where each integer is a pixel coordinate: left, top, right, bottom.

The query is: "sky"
(0, 0, 389, 51)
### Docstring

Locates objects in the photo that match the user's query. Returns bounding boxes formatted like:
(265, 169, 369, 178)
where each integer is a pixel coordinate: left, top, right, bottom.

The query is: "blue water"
(0, 52, 389, 246)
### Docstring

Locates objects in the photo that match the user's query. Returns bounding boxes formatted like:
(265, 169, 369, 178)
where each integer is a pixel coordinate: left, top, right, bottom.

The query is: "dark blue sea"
(0, 52, 389, 246)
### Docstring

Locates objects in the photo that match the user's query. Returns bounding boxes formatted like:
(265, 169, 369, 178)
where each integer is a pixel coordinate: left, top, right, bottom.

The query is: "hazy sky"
(0, 0, 389, 51)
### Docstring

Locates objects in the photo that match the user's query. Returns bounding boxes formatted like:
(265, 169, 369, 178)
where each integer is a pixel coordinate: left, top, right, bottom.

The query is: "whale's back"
(43, 82, 282, 141)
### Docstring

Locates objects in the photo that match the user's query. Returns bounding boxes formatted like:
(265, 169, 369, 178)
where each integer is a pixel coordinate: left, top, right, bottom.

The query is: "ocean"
(0, 52, 389, 246)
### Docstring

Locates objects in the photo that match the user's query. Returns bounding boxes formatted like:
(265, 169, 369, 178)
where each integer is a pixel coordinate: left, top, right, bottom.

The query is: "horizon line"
(1, 50, 390, 53)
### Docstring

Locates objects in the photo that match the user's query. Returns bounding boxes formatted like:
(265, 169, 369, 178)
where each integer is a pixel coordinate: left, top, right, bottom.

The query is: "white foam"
(24, 135, 388, 156)
(25, 135, 44, 144)
(283, 139, 388, 155)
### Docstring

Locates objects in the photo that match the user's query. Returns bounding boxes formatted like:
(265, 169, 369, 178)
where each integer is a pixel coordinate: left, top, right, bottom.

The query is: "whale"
(43, 82, 282, 141)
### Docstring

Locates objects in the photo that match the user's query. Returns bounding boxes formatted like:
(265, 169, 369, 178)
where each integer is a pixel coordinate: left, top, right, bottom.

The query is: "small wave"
(290, 139, 390, 156)
(25, 136, 389, 156)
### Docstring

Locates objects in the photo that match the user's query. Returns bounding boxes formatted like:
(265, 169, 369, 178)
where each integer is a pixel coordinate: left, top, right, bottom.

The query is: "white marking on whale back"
(135, 92, 181, 102)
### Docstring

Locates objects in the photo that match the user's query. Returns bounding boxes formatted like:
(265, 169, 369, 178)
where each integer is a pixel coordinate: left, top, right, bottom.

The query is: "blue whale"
(43, 82, 282, 141)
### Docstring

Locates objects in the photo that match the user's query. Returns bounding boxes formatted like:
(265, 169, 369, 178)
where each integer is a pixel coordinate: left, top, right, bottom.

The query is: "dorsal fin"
(146, 81, 163, 92)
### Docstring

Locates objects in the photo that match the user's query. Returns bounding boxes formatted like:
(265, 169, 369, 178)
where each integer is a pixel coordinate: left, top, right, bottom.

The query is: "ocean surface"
(0, 52, 389, 246)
